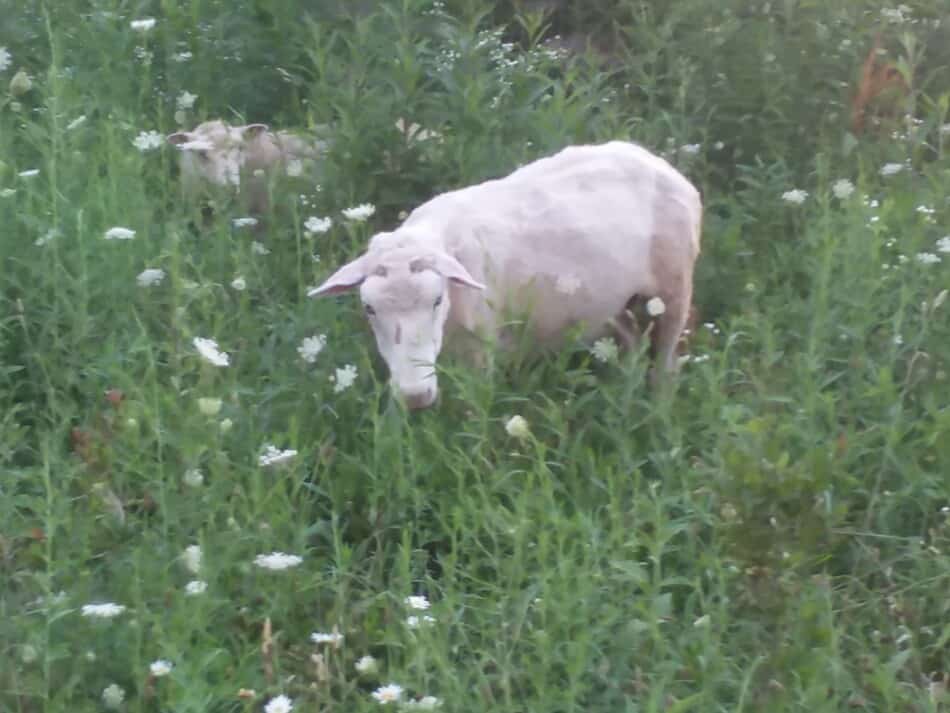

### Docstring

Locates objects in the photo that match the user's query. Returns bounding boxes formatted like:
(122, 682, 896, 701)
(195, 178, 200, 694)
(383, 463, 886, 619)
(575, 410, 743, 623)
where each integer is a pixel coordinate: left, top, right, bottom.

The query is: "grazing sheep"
(166, 120, 328, 214)
(309, 141, 702, 409)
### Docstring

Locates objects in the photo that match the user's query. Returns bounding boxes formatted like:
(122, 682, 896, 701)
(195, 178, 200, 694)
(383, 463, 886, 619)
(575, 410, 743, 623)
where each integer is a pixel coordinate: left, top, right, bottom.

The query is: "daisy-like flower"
(310, 631, 344, 646)
(81, 602, 126, 619)
(182, 545, 202, 574)
(136, 268, 165, 287)
(264, 694, 293, 713)
(197, 397, 222, 416)
(916, 252, 940, 265)
(332, 364, 358, 393)
(101, 684, 125, 710)
(130, 18, 157, 31)
(406, 614, 435, 628)
(304, 216, 332, 234)
(646, 296, 666, 317)
(149, 660, 173, 677)
(173, 51, 193, 63)
(18, 169, 40, 178)
(183, 468, 204, 487)
(832, 179, 855, 199)
(298, 335, 327, 363)
(231, 276, 247, 291)
(66, 115, 87, 131)
(372, 684, 404, 705)
(342, 203, 376, 222)
(185, 580, 207, 595)
(193, 337, 230, 367)
(781, 189, 808, 205)
(555, 273, 581, 295)
(404, 697, 443, 710)
(176, 91, 197, 110)
(505, 415, 530, 439)
(285, 159, 303, 177)
(251, 241, 270, 255)
(35, 228, 60, 247)
(405, 595, 431, 610)
(916, 205, 935, 216)
(258, 445, 298, 468)
(879, 162, 905, 177)
(355, 655, 378, 674)
(590, 337, 619, 363)
(679, 143, 701, 155)
(104, 226, 136, 240)
(0, 47, 10, 73)
(936, 236, 950, 253)
(133, 131, 163, 151)
(253, 552, 303, 571)
(233, 217, 258, 228)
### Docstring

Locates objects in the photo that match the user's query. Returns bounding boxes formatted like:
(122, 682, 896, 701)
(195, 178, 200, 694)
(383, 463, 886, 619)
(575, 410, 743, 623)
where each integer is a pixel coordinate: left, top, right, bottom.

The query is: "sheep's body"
(168, 120, 328, 214)
(309, 141, 703, 408)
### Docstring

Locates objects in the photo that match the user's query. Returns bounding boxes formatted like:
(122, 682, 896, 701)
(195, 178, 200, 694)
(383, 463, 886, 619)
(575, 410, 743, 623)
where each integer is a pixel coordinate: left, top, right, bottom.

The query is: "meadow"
(1, 1, 949, 711)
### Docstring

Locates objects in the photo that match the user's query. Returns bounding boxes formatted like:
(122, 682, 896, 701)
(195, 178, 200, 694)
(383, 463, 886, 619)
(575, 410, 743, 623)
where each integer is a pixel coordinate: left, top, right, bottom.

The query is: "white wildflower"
(182, 545, 202, 574)
(781, 189, 808, 205)
(197, 397, 222, 416)
(298, 335, 327, 363)
(66, 115, 87, 131)
(18, 169, 40, 178)
(258, 445, 298, 468)
(172, 51, 193, 63)
(915, 252, 940, 265)
(264, 695, 293, 713)
(406, 614, 436, 628)
(505, 415, 530, 439)
(285, 159, 303, 177)
(193, 337, 230, 367)
(342, 203, 376, 222)
(101, 684, 125, 709)
(176, 91, 197, 110)
(713, 141, 725, 150)
(555, 273, 581, 295)
(232, 217, 259, 228)
(130, 18, 156, 32)
(332, 364, 358, 393)
(0, 188, 15, 197)
(355, 655, 378, 675)
(880, 162, 904, 176)
(372, 684, 404, 705)
(646, 296, 666, 316)
(136, 268, 165, 287)
(133, 130, 163, 152)
(149, 660, 172, 677)
(679, 143, 701, 155)
(832, 179, 855, 199)
(251, 240, 270, 255)
(34, 228, 60, 247)
(590, 337, 619, 363)
(219, 418, 233, 433)
(404, 697, 443, 710)
(183, 468, 204, 487)
(304, 216, 332, 234)
(405, 595, 431, 610)
(936, 236, 950, 253)
(104, 227, 136, 240)
(916, 205, 935, 215)
(894, 334, 904, 346)
(184, 580, 207, 596)
(253, 552, 303, 571)
(80, 603, 126, 619)
(310, 631, 344, 646)
(0, 47, 10, 73)
(230, 276, 247, 291)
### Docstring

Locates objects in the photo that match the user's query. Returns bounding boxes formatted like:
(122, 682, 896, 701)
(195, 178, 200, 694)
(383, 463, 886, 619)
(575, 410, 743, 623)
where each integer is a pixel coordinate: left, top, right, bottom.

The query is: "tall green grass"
(1, 1, 948, 711)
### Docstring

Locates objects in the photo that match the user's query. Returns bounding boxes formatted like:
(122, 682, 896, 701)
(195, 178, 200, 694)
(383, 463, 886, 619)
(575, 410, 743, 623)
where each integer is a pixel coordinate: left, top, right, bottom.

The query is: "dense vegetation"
(1, 1, 948, 711)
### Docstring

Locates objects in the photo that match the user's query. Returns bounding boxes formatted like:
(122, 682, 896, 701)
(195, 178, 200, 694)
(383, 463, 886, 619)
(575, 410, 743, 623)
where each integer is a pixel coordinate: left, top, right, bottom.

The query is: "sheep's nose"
(403, 386, 437, 410)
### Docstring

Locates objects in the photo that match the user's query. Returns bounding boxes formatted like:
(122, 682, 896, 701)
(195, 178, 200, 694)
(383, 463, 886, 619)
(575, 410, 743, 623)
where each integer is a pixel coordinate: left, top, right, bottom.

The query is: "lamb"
(166, 120, 329, 215)
(309, 141, 702, 409)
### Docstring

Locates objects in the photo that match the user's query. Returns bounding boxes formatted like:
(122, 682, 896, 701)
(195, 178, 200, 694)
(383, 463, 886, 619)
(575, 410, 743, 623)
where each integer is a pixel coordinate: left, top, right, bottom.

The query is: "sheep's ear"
(307, 256, 369, 297)
(167, 131, 193, 146)
(240, 123, 269, 140)
(417, 252, 485, 290)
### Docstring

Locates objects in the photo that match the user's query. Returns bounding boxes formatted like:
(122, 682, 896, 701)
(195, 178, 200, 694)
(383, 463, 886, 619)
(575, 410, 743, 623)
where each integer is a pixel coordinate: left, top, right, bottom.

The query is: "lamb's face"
(168, 121, 269, 189)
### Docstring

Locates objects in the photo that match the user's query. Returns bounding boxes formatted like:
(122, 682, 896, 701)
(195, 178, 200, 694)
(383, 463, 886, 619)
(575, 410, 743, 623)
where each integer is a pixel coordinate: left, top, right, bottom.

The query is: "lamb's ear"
(167, 131, 193, 146)
(307, 256, 369, 297)
(427, 252, 485, 290)
(240, 123, 269, 140)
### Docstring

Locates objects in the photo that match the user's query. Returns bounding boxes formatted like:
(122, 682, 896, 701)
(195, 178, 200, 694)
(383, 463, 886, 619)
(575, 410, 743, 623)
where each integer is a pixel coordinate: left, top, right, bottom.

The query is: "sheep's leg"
(652, 281, 691, 376)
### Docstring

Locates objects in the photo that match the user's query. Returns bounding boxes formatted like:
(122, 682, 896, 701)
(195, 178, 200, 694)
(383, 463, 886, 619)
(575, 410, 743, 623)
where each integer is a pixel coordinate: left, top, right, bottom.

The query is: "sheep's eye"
(196, 150, 210, 161)
(433, 295, 443, 309)
(363, 303, 376, 317)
